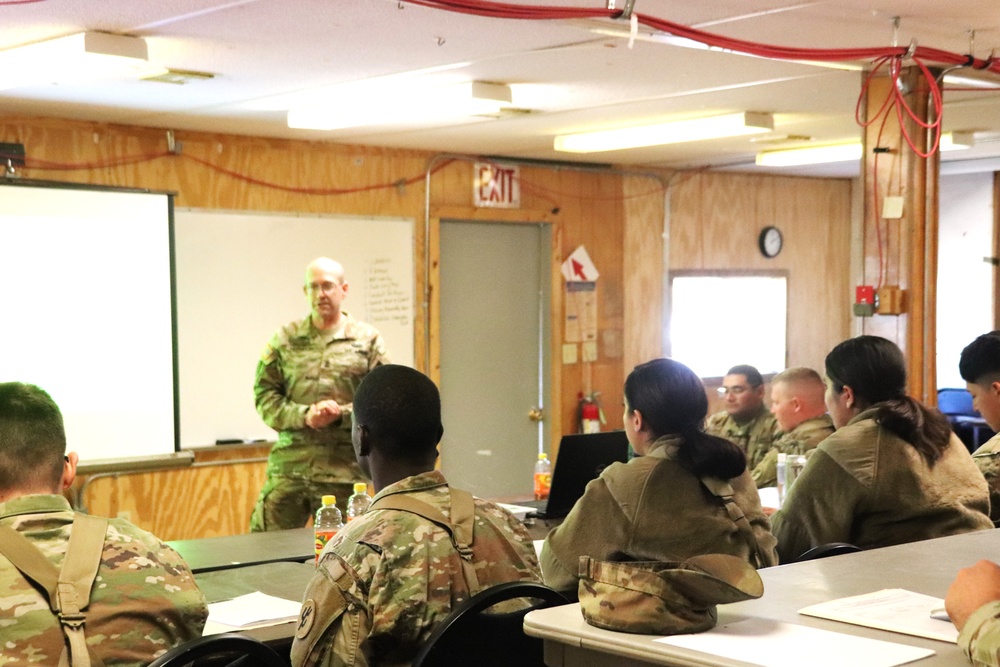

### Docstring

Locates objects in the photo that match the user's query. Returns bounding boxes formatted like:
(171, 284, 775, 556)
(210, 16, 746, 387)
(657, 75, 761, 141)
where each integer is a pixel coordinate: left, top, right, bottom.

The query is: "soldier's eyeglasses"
(717, 386, 749, 396)
(306, 282, 340, 294)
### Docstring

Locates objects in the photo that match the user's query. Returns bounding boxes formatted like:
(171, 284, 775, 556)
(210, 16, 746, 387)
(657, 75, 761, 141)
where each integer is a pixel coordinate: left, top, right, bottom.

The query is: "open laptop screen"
(532, 431, 629, 519)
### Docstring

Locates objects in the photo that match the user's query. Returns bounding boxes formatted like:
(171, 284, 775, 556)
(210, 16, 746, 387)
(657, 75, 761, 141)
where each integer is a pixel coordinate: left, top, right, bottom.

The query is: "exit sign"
(474, 162, 520, 209)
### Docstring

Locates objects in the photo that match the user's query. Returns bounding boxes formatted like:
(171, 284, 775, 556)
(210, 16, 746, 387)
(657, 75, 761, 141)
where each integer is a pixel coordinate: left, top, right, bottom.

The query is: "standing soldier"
(706, 364, 779, 472)
(251, 257, 389, 532)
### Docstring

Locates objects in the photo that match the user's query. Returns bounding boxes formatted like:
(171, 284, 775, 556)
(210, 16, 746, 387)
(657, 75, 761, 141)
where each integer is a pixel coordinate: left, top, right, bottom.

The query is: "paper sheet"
(205, 591, 302, 630)
(657, 618, 935, 667)
(799, 589, 959, 643)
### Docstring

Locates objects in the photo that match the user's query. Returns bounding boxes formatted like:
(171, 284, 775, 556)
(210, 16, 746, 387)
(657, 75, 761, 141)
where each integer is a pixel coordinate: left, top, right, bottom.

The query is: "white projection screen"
(0, 181, 176, 466)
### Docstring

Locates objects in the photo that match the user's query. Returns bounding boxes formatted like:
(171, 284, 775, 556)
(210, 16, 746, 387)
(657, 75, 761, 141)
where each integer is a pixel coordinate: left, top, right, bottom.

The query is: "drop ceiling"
(2, 0, 1000, 178)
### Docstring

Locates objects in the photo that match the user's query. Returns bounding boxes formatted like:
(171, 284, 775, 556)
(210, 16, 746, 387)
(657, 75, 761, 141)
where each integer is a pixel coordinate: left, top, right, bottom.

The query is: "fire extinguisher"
(578, 392, 604, 434)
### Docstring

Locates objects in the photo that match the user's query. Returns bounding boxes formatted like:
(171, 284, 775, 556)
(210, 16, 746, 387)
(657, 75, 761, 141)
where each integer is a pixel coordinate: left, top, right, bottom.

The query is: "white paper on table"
(206, 591, 302, 629)
(799, 589, 958, 643)
(497, 503, 535, 522)
(657, 618, 935, 667)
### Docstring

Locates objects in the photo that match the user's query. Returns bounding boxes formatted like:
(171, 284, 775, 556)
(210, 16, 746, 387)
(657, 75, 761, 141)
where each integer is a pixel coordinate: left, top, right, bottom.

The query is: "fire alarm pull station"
(853, 285, 876, 317)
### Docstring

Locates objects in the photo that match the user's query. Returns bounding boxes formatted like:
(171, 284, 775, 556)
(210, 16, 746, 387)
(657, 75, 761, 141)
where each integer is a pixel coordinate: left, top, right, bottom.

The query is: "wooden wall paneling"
(622, 174, 667, 371)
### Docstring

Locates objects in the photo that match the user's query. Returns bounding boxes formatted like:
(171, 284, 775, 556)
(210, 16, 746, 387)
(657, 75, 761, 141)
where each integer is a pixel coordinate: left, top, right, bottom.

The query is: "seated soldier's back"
(0, 494, 208, 667)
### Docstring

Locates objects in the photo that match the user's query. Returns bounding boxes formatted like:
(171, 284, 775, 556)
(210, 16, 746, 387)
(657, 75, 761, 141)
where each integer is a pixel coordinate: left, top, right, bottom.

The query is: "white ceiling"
(2, 0, 1000, 178)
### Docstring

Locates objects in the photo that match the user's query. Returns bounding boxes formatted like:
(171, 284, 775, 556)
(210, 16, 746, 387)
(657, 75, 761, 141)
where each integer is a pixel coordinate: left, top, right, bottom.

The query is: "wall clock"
(758, 226, 783, 258)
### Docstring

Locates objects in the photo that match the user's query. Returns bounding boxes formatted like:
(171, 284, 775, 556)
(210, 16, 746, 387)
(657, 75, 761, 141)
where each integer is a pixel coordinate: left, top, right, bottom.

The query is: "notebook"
(525, 431, 629, 519)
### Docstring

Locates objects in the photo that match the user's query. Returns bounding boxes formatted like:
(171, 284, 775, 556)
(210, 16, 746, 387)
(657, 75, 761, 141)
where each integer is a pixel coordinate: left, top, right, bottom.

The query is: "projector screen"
(0, 181, 176, 466)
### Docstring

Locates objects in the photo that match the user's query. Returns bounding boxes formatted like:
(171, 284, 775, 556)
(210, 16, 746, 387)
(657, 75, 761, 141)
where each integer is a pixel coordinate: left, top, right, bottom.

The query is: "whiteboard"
(174, 209, 415, 448)
(0, 181, 175, 466)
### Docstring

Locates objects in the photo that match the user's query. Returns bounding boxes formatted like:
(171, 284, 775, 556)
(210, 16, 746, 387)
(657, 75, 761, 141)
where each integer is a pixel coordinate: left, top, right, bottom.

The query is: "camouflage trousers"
(250, 475, 356, 532)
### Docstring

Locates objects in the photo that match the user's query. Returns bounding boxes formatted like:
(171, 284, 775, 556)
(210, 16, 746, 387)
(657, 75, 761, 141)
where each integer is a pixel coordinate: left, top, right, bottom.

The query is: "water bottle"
(776, 453, 787, 506)
(314, 495, 344, 563)
(787, 455, 807, 491)
(347, 482, 372, 522)
(534, 453, 552, 501)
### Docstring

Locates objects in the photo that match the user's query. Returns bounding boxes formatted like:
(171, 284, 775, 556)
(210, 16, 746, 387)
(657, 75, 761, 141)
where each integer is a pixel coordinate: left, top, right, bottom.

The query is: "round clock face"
(759, 226, 783, 258)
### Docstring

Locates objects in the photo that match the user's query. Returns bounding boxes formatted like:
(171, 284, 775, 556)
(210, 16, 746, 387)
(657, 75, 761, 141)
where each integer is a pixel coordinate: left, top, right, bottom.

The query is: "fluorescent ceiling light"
(756, 142, 862, 167)
(941, 131, 975, 150)
(288, 81, 512, 131)
(554, 112, 773, 153)
(0, 32, 166, 91)
(756, 131, 973, 166)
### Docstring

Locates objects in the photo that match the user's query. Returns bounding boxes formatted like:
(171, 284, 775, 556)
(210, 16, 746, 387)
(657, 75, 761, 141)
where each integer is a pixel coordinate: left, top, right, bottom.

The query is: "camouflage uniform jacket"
(255, 311, 389, 482)
(0, 494, 208, 667)
(290, 470, 542, 667)
(540, 435, 779, 596)
(959, 600, 1000, 667)
(705, 405, 779, 472)
(770, 408, 993, 563)
(750, 414, 835, 488)
(972, 432, 1000, 525)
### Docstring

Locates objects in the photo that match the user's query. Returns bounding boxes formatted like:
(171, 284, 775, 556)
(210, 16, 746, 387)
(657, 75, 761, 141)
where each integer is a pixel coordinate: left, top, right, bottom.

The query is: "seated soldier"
(291, 365, 542, 667)
(960, 331, 1000, 524)
(946, 559, 1000, 666)
(0, 382, 207, 666)
(751, 367, 834, 487)
(705, 364, 779, 472)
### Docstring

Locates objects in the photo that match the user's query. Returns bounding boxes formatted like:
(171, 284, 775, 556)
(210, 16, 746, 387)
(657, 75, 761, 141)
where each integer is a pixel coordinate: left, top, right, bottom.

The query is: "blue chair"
(938, 388, 995, 452)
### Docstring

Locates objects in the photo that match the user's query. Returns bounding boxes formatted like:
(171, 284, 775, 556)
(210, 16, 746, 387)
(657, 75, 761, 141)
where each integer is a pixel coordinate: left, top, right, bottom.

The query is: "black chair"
(146, 633, 288, 667)
(412, 581, 568, 667)
(794, 542, 861, 562)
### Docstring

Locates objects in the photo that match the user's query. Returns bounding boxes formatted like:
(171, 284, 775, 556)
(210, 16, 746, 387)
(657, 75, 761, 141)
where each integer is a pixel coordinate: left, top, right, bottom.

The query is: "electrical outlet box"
(882, 196, 904, 219)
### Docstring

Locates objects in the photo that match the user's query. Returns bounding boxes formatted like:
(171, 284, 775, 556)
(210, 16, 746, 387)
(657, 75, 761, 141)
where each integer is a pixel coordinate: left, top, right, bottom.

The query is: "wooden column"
(859, 66, 940, 402)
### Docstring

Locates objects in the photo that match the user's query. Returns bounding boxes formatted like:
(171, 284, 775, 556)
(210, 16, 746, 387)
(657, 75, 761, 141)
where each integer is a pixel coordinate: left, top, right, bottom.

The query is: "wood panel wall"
(3, 115, 852, 539)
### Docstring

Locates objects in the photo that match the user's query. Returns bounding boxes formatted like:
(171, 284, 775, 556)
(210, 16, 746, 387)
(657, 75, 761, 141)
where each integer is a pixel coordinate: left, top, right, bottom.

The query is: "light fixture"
(756, 142, 862, 167)
(0, 32, 167, 91)
(756, 131, 974, 167)
(940, 131, 975, 151)
(553, 112, 773, 153)
(288, 81, 513, 131)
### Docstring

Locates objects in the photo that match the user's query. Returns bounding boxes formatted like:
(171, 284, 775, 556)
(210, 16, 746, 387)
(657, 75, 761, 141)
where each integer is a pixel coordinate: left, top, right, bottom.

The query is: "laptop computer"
(524, 431, 629, 520)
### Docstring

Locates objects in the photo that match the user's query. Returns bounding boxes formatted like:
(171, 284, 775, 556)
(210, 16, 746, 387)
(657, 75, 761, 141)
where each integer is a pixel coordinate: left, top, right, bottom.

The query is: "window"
(668, 273, 788, 378)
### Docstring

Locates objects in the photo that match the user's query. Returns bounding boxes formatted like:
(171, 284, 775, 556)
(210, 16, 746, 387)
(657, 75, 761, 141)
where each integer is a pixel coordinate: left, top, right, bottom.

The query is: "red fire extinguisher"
(578, 392, 604, 434)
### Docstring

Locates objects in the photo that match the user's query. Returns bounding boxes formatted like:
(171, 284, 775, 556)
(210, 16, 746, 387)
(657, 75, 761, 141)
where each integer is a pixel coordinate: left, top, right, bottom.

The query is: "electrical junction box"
(876, 286, 905, 315)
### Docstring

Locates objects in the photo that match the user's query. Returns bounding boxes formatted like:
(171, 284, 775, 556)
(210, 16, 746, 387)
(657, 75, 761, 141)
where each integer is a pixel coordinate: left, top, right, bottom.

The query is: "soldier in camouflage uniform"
(946, 559, 1000, 667)
(251, 257, 389, 532)
(751, 367, 834, 487)
(705, 364, 778, 472)
(290, 365, 542, 667)
(960, 331, 1000, 525)
(0, 382, 207, 666)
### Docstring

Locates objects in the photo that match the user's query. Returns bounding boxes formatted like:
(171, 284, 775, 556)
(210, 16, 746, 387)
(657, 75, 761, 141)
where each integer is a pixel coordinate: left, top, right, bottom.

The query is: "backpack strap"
(369, 488, 481, 595)
(699, 477, 767, 569)
(0, 513, 109, 667)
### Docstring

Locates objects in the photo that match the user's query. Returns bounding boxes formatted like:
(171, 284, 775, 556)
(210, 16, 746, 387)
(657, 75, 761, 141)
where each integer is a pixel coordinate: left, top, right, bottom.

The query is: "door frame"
(427, 205, 563, 456)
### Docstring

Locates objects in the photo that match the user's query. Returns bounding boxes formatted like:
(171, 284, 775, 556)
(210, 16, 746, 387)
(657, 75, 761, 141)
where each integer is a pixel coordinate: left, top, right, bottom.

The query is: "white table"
(525, 529, 1000, 666)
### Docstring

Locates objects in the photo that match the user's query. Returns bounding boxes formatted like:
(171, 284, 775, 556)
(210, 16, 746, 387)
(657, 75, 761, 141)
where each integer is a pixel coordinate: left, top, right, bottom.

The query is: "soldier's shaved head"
(305, 257, 345, 285)
(353, 365, 443, 468)
(769, 367, 827, 433)
(0, 382, 67, 495)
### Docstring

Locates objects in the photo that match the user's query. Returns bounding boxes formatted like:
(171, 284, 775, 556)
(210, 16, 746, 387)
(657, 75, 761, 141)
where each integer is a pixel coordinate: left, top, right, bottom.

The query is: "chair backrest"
(938, 388, 977, 416)
(794, 542, 861, 562)
(145, 633, 288, 667)
(412, 581, 568, 667)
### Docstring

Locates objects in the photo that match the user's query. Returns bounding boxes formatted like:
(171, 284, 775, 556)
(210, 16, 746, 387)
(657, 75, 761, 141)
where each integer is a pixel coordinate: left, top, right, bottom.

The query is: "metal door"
(439, 221, 551, 498)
